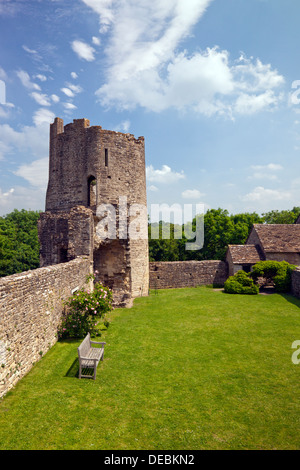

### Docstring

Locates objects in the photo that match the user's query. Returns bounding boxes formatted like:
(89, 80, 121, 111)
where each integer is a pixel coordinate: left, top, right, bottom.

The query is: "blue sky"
(0, 0, 299, 219)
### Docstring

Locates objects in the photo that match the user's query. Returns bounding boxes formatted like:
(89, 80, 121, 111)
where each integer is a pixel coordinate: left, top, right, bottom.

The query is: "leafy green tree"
(262, 207, 300, 224)
(0, 209, 41, 277)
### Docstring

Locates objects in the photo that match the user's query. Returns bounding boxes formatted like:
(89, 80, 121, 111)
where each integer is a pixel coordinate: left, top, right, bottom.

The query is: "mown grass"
(0, 287, 300, 450)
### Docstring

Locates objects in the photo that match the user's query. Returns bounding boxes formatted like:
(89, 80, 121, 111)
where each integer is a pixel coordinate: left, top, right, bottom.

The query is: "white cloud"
(182, 189, 204, 199)
(3, 188, 14, 197)
(63, 102, 77, 110)
(0, 185, 46, 215)
(71, 40, 96, 62)
(16, 70, 41, 91)
(146, 164, 185, 184)
(22, 45, 38, 55)
(0, 106, 9, 119)
(65, 83, 83, 94)
(30, 92, 51, 106)
(0, 120, 50, 163)
(51, 94, 60, 103)
(82, 0, 116, 33)
(0, 116, 52, 214)
(33, 108, 55, 126)
(248, 163, 283, 181)
(92, 36, 101, 46)
(233, 56, 285, 92)
(71, 72, 78, 79)
(61, 87, 75, 97)
(149, 185, 158, 192)
(14, 157, 48, 190)
(0, 67, 7, 80)
(250, 172, 278, 181)
(114, 120, 131, 133)
(85, 0, 285, 116)
(242, 186, 291, 202)
(234, 90, 283, 115)
(251, 163, 283, 171)
(35, 74, 47, 82)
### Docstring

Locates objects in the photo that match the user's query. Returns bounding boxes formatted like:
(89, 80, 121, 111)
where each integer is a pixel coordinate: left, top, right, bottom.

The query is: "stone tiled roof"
(252, 224, 300, 252)
(227, 244, 264, 264)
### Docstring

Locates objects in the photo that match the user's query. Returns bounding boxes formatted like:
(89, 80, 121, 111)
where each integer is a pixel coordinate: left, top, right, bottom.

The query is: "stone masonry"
(149, 260, 228, 289)
(0, 257, 90, 398)
(292, 268, 300, 299)
(38, 118, 149, 307)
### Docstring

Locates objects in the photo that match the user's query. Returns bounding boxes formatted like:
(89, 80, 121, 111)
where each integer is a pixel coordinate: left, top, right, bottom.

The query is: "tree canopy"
(149, 207, 300, 262)
(0, 207, 299, 277)
(0, 209, 41, 277)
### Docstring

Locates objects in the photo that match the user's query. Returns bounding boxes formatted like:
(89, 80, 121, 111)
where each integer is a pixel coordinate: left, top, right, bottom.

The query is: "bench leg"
(93, 367, 96, 380)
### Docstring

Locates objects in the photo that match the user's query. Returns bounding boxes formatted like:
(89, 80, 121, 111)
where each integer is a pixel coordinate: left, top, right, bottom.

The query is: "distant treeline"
(0, 207, 299, 277)
(148, 207, 300, 262)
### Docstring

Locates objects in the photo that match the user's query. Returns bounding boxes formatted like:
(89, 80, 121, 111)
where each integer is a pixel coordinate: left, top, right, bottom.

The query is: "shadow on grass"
(65, 358, 79, 378)
(280, 293, 300, 309)
(59, 338, 101, 380)
(56, 338, 80, 379)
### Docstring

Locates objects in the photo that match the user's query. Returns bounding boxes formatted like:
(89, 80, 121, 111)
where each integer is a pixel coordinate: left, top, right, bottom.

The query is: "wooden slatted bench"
(77, 333, 106, 380)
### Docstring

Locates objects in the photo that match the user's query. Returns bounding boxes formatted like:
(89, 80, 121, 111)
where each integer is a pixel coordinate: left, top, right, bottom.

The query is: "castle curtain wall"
(0, 257, 91, 398)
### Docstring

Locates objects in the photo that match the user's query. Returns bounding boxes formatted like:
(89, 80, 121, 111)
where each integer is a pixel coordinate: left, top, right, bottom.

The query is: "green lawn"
(1, 287, 300, 450)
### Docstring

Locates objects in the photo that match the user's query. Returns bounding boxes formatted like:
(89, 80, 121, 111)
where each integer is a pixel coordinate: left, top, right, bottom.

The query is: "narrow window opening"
(105, 148, 108, 167)
(88, 175, 97, 207)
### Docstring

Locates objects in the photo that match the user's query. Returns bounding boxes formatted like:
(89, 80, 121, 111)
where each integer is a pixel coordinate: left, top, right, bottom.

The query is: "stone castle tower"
(38, 118, 149, 306)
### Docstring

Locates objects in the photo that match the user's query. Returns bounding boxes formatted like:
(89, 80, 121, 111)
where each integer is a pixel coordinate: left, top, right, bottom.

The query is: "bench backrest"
(78, 333, 91, 358)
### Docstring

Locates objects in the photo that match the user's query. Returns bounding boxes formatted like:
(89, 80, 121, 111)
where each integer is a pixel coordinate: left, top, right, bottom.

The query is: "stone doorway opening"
(93, 240, 131, 306)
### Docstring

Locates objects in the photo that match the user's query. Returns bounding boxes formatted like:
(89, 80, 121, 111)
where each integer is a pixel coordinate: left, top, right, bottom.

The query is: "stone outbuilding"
(226, 244, 264, 277)
(226, 223, 300, 276)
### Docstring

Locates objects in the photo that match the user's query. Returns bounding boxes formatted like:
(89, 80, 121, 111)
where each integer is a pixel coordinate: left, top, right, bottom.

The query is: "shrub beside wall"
(224, 271, 259, 295)
(0, 257, 91, 398)
(250, 260, 296, 293)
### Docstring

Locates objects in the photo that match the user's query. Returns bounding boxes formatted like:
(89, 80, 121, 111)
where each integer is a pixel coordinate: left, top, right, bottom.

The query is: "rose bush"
(58, 273, 113, 339)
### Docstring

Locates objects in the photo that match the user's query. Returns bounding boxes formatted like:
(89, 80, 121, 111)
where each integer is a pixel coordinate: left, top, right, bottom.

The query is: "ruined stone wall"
(149, 261, 228, 290)
(292, 268, 300, 299)
(0, 257, 91, 398)
(46, 118, 146, 212)
(40, 118, 149, 307)
(38, 206, 94, 267)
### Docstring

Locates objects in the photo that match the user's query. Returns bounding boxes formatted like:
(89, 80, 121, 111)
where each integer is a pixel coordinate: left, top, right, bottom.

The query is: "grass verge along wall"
(0, 257, 91, 398)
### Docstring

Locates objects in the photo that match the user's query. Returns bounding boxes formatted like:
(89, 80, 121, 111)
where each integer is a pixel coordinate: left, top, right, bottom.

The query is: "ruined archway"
(93, 239, 131, 306)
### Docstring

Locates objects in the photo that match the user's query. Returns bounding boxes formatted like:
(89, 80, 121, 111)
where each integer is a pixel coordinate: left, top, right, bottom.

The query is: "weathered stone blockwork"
(39, 118, 149, 307)
(0, 257, 91, 398)
(292, 268, 300, 299)
(149, 261, 228, 290)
